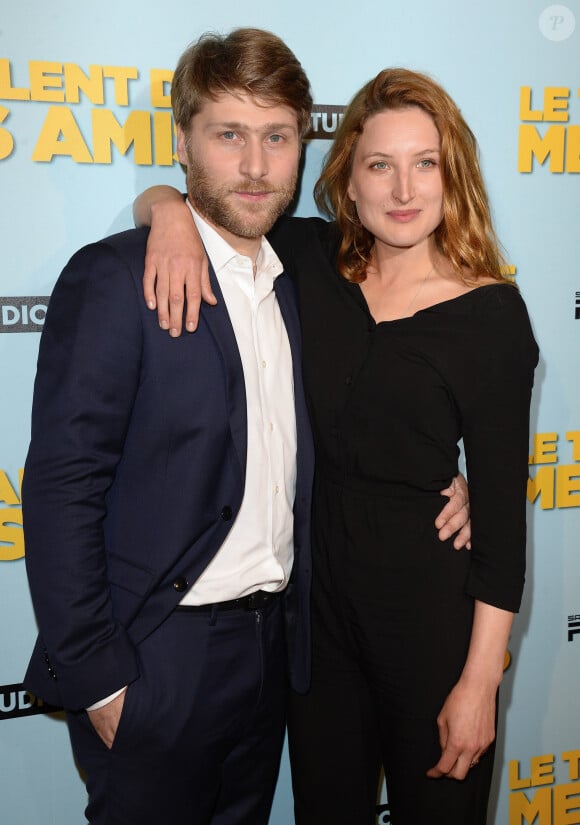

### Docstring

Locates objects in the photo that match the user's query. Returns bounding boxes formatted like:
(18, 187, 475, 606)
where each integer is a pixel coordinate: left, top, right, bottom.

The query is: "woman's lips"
(387, 210, 421, 222)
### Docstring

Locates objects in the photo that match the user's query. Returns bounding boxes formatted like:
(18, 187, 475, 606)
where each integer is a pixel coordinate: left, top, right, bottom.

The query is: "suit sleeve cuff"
(86, 686, 127, 711)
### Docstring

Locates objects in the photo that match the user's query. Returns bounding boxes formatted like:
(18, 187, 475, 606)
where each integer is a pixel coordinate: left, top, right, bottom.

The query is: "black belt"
(175, 589, 282, 613)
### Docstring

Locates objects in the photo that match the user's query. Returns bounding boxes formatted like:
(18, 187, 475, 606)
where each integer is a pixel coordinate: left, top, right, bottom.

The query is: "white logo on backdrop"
(539, 5, 576, 40)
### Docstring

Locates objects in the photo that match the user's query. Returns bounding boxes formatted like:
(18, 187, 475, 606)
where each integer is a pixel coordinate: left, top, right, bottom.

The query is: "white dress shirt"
(180, 205, 297, 604)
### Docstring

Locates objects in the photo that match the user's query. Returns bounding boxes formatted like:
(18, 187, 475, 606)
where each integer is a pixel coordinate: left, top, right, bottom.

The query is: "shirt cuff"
(86, 686, 127, 711)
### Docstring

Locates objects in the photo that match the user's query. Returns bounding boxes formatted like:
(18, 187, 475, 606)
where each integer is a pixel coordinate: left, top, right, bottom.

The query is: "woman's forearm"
(427, 599, 515, 780)
(133, 185, 183, 227)
(135, 185, 215, 333)
(460, 600, 514, 690)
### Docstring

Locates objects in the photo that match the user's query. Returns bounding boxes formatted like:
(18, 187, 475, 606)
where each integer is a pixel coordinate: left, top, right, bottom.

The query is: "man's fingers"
(438, 506, 469, 538)
(435, 480, 471, 547)
(434, 489, 463, 529)
(87, 691, 126, 750)
(452, 522, 472, 550)
(436, 504, 468, 534)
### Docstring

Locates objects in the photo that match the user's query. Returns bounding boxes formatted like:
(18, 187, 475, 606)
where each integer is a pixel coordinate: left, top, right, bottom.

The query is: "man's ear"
(176, 126, 188, 166)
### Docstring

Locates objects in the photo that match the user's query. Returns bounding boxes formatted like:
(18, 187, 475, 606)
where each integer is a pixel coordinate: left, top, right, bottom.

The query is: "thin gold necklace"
(404, 265, 435, 315)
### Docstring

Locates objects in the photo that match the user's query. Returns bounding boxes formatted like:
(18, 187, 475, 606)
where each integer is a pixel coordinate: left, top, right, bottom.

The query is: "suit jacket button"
(220, 506, 233, 521)
(173, 577, 188, 592)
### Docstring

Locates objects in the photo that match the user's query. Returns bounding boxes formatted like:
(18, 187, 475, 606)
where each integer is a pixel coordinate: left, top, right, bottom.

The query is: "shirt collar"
(186, 200, 283, 280)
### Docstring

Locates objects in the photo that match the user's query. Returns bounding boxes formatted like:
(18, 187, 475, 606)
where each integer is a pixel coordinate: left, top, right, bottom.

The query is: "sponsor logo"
(575, 292, 580, 320)
(308, 105, 346, 140)
(0, 297, 48, 332)
(568, 614, 580, 642)
(376, 803, 391, 824)
(0, 683, 61, 720)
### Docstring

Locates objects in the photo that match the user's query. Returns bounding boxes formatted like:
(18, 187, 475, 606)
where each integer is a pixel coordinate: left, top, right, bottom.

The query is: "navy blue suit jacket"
(23, 226, 314, 710)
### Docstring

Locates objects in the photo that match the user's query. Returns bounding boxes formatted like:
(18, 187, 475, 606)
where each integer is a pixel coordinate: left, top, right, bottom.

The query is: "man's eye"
(222, 131, 236, 140)
(269, 134, 283, 143)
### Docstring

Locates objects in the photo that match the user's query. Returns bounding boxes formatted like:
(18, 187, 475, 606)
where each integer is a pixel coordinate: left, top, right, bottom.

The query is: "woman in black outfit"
(136, 68, 537, 825)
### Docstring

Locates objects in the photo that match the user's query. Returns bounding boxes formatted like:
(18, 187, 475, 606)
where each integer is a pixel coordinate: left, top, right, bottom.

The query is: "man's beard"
(185, 154, 297, 240)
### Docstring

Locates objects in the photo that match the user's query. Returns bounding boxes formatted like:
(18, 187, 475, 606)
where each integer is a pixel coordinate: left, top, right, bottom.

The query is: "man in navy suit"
(23, 29, 314, 825)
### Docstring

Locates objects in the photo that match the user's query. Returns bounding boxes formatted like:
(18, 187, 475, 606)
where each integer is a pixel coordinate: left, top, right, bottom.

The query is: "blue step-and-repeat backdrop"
(1, 2, 579, 823)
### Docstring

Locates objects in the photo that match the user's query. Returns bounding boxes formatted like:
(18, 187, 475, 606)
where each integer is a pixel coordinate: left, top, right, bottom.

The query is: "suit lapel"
(274, 272, 314, 503)
(199, 263, 312, 499)
(199, 265, 247, 483)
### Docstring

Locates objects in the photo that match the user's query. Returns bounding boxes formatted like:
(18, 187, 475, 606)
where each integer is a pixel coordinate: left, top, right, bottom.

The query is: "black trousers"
(288, 476, 495, 825)
(66, 599, 287, 825)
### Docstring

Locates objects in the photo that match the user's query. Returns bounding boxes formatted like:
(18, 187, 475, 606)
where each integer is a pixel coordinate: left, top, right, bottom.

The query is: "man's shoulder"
(51, 227, 151, 311)
(62, 226, 150, 279)
(94, 225, 150, 259)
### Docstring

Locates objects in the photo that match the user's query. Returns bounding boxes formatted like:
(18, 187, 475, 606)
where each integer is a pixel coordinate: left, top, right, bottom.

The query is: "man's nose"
(239, 139, 268, 180)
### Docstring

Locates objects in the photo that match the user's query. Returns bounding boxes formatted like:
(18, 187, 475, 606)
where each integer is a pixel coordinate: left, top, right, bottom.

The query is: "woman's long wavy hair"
(314, 68, 510, 284)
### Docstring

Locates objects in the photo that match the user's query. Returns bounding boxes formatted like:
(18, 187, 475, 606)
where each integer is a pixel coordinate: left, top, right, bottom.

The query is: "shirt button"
(274, 485, 279, 494)
(220, 506, 233, 521)
(345, 375, 352, 386)
(261, 360, 267, 368)
(173, 577, 188, 592)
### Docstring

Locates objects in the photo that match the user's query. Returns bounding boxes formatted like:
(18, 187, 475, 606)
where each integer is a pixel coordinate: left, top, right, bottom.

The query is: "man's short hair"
(172, 28, 313, 137)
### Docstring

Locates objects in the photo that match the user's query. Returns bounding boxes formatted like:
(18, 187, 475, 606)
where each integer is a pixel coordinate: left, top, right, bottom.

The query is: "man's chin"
(226, 207, 285, 239)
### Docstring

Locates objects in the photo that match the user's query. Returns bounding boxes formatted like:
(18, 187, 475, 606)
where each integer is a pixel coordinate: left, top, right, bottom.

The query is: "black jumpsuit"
(269, 217, 538, 825)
